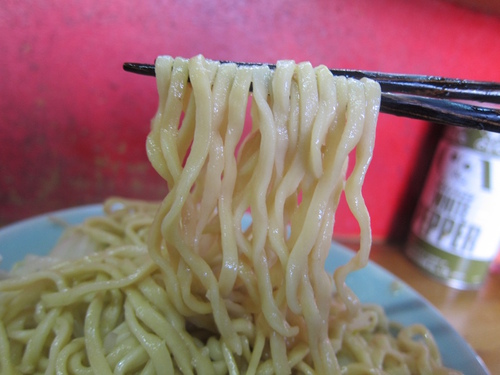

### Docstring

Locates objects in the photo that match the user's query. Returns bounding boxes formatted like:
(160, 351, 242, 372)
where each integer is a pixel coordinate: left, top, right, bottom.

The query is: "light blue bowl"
(0, 206, 490, 374)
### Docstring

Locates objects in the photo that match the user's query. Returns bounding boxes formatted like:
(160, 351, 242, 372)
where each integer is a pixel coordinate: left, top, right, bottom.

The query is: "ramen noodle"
(0, 55, 460, 374)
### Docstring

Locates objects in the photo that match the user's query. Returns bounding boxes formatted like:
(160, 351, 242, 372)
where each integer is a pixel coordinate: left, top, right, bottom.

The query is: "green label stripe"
(482, 159, 491, 190)
(407, 236, 490, 285)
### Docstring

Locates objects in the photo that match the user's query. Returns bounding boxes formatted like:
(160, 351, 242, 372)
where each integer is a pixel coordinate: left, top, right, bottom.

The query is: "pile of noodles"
(0, 55, 460, 374)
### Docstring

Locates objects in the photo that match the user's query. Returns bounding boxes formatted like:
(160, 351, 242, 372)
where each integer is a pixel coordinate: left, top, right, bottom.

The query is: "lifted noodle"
(0, 55, 460, 375)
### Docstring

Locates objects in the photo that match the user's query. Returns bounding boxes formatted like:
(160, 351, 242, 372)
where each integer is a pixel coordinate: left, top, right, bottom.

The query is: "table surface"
(351, 242, 500, 374)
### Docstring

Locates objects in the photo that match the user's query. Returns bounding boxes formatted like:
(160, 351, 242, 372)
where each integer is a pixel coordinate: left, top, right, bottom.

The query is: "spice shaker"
(406, 126, 500, 289)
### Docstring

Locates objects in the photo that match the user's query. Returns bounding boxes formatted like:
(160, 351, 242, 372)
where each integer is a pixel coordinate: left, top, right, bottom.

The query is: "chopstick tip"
(123, 62, 156, 76)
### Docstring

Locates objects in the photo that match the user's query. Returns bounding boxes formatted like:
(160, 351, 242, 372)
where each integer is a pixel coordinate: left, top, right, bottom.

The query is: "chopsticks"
(123, 62, 500, 133)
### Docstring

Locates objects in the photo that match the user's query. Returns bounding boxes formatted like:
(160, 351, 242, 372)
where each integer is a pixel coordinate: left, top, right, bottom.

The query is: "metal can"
(406, 126, 500, 289)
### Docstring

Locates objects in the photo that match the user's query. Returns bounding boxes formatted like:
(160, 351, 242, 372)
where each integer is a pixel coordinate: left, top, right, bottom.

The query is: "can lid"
(444, 127, 500, 156)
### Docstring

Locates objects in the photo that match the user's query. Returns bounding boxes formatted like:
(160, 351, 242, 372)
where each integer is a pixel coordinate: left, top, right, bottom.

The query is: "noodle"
(0, 55, 461, 374)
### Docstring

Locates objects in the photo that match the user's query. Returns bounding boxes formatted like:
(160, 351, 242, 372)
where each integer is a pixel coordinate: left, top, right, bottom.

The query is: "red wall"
(2, 0, 500, 241)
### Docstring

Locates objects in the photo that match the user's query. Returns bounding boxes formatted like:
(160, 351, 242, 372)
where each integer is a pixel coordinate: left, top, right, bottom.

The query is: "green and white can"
(406, 126, 500, 289)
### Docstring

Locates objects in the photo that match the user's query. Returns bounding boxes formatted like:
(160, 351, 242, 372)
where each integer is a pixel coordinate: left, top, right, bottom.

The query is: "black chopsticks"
(123, 62, 500, 133)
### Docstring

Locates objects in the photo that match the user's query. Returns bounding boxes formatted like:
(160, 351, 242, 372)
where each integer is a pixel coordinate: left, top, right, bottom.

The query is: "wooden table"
(351, 242, 500, 374)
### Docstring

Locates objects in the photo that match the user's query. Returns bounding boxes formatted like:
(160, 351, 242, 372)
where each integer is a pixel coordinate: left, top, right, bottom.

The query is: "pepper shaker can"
(406, 127, 500, 289)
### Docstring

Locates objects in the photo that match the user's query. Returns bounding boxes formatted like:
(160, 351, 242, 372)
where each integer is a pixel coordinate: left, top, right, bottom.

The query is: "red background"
(2, 0, 500, 242)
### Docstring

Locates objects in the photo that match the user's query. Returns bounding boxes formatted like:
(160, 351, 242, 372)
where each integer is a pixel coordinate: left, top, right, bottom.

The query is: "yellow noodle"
(0, 55, 461, 375)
